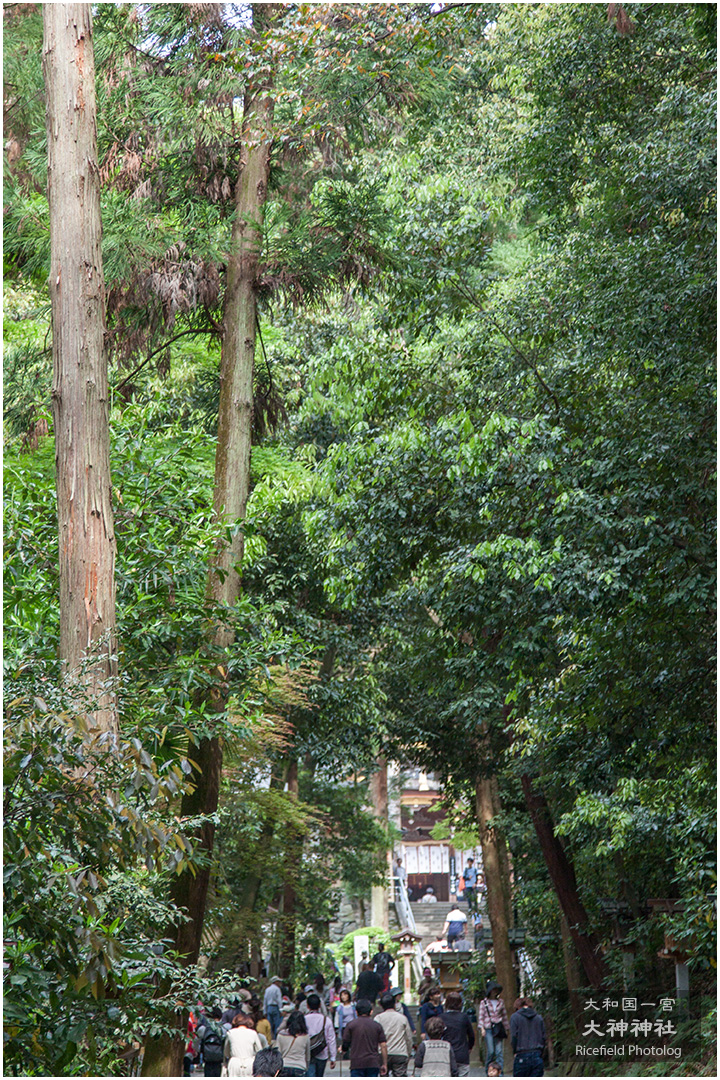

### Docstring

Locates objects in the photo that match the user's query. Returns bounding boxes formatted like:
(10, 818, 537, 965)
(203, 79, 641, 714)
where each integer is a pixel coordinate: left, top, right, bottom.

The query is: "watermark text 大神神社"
(571, 994, 692, 1064)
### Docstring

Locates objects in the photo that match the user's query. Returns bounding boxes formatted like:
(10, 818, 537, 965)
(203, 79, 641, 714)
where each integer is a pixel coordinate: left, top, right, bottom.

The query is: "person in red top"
(341, 999, 388, 1077)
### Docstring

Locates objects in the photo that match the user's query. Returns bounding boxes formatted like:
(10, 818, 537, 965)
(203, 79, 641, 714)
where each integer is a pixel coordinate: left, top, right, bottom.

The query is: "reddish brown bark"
(521, 774, 607, 988)
(43, 2, 117, 734)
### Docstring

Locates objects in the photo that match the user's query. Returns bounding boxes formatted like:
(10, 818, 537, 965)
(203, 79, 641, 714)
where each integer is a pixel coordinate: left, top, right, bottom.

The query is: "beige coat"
(375, 1008, 413, 1057)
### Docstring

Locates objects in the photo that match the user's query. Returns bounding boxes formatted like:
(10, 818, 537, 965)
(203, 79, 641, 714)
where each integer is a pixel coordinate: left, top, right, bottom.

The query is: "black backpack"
(201, 1023, 225, 1064)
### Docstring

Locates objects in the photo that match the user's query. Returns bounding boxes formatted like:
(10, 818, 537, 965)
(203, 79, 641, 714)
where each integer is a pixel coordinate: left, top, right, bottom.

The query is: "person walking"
(355, 963, 384, 1005)
(473, 910, 484, 951)
(277, 1010, 311, 1076)
(264, 977, 283, 1039)
(463, 859, 479, 913)
(413, 1016, 458, 1076)
(248, 998, 273, 1046)
(393, 857, 407, 899)
(419, 987, 444, 1037)
(510, 998, 546, 1077)
(335, 988, 357, 1040)
(442, 904, 468, 951)
(341, 998, 388, 1077)
(197, 1007, 226, 1078)
(439, 993, 474, 1077)
(223, 998, 245, 1030)
(342, 956, 355, 988)
(375, 993, 413, 1076)
(224, 1015, 263, 1077)
(389, 987, 415, 1035)
(305, 993, 337, 1076)
(300, 990, 329, 1018)
(416, 968, 435, 1005)
(478, 983, 509, 1075)
(371, 943, 395, 993)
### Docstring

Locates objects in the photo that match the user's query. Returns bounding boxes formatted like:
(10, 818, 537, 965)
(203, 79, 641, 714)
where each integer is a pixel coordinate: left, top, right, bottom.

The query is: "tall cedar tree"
(141, 7, 280, 1075)
(42, 2, 117, 733)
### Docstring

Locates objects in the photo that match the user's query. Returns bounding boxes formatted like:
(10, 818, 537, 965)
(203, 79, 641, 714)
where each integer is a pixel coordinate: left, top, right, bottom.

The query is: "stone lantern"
(391, 928, 423, 1005)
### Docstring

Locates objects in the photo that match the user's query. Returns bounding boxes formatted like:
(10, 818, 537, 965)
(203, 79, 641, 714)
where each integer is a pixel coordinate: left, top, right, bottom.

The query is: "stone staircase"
(410, 900, 486, 952)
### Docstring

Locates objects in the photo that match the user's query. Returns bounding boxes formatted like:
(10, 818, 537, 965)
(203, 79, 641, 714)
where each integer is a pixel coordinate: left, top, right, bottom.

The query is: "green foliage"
(3, 2, 716, 1069)
(333, 927, 400, 969)
(3, 680, 193, 1075)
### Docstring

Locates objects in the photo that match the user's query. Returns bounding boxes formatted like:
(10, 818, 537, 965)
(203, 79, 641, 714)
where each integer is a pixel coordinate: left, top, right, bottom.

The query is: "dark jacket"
(355, 969, 384, 1003)
(510, 1007, 546, 1053)
(400, 1001, 416, 1033)
(419, 1001, 444, 1034)
(440, 1009, 475, 1065)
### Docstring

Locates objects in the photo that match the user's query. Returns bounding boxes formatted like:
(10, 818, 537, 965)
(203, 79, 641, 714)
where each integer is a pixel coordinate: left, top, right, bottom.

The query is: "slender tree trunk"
(476, 776, 518, 1019)
(490, 774, 513, 928)
(170, 6, 276, 967)
(560, 911, 585, 1032)
(370, 757, 390, 932)
(520, 774, 607, 988)
(278, 757, 300, 979)
(142, 11, 277, 1076)
(43, 3, 117, 735)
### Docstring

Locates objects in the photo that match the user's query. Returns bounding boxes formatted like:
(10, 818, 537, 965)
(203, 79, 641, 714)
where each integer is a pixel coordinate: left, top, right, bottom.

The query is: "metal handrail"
(391, 874, 424, 983)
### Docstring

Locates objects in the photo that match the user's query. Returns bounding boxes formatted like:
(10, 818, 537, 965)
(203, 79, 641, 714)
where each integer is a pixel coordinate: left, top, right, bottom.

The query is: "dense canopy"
(3, 3, 716, 1077)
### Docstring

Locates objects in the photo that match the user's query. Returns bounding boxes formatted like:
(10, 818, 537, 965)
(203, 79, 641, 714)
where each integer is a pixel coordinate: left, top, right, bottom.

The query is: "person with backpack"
(277, 1011, 311, 1076)
(197, 1007, 226, 1078)
(413, 1016, 458, 1076)
(304, 993, 337, 1075)
(370, 943, 395, 993)
(252, 1047, 284, 1076)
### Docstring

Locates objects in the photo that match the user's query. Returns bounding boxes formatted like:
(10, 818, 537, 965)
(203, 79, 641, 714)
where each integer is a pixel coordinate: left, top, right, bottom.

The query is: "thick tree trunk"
(370, 757, 390, 932)
(43, 3, 117, 735)
(520, 774, 607, 988)
(476, 775, 518, 1013)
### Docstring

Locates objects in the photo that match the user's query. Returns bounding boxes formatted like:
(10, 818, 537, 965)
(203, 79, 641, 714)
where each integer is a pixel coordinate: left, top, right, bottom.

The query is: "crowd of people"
(182, 950, 545, 1078)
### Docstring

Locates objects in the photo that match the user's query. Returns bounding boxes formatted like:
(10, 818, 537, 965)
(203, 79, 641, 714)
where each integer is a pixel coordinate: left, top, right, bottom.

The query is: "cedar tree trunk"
(43, 3, 117, 734)
(141, 9, 277, 1076)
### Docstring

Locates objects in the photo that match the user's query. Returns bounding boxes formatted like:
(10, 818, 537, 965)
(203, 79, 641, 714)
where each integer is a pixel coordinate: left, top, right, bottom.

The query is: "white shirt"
(445, 908, 468, 924)
(343, 961, 354, 984)
(263, 983, 282, 1011)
